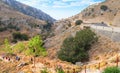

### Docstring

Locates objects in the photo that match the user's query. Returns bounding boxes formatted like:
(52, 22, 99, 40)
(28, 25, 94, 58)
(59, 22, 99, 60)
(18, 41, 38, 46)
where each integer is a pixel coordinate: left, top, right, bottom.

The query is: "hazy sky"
(16, 0, 105, 20)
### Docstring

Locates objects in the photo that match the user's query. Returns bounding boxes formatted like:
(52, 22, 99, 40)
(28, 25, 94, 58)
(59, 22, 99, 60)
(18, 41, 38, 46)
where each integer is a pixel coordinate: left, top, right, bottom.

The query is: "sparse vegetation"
(55, 65, 65, 73)
(103, 66, 120, 73)
(75, 20, 83, 25)
(41, 68, 48, 73)
(58, 29, 97, 63)
(100, 5, 108, 11)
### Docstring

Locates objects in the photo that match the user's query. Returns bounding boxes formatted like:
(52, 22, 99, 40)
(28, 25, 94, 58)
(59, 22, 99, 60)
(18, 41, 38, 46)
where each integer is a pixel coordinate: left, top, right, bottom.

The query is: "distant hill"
(2, 0, 56, 23)
(0, 0, 48, 44)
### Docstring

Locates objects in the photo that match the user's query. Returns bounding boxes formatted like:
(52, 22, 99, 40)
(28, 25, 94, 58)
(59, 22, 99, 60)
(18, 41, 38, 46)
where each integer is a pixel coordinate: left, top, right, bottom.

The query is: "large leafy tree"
(58, 29, 97, 63)
(75, 29, 97, 51)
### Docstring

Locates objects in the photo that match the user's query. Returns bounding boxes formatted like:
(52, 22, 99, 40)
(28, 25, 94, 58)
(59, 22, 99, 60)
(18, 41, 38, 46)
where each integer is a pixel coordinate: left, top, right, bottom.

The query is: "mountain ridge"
(2, 0, 56, 23)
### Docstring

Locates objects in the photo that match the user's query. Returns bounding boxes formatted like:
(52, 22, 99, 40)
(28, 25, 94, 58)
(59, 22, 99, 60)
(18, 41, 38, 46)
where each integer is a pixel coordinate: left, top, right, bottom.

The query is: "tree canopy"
(58, 29, 97, 63)
(25, 35, 47, 57)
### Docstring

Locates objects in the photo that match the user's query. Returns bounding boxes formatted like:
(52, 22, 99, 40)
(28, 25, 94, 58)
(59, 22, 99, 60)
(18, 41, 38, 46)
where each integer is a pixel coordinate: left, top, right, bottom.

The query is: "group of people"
(2, 56, 11, 62)
(0, 54, 20, 62)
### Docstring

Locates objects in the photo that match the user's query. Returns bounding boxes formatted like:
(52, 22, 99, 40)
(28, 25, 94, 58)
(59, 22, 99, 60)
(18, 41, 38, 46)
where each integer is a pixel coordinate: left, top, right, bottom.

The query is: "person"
(16, 56, 20, 61)
(8, 58, 10, 61)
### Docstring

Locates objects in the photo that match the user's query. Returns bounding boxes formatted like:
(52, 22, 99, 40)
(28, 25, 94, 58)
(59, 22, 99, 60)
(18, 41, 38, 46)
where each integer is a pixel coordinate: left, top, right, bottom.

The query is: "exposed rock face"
(2, 0, 56, 23)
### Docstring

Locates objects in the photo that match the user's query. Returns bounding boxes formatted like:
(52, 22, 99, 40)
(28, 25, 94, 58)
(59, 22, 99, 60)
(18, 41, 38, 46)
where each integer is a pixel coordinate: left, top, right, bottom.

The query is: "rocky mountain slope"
(0, 0, 49, 44)
(51, 0, 120, 37)
(2, 0, 56, 23)
(45, 0, 120, 58)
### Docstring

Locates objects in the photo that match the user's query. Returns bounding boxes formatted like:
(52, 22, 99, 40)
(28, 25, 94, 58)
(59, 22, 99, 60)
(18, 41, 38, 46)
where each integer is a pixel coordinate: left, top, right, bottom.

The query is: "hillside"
(44, 1, 120, 72)
(1, 0, 120, 73)
(45, 0, 120, 63)
(72, 0, 120, 26)
(51, 0, 120, 37)
(2, 0, 56, 23)
(46, 0, 120, 48)
(0, 0, 48, 44)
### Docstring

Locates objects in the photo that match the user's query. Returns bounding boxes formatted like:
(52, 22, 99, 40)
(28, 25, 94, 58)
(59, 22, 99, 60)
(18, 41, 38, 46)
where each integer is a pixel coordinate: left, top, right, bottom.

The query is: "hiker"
(8, 58, 10, 61)
(6, 57, 7, 60)
(16, 56, 20, 61)
(2, 56, 5, 59)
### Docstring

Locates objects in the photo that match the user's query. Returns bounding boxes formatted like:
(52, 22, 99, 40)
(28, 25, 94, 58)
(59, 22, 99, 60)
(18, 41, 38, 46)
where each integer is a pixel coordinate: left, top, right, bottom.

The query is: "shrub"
(75, 20, 83, 25)
(0, 27, 7, 32)
(41, 68, 48, 73)
(13, 42, 25, 53)
(57, 69, 65, 73)
(11, 39, 17, 43)
(103, 66, 120, 73)
(55, 65, 65, 73)
(100, 5, 108, 11)
(12, 32, 28, 41)
(58, 29, 97, 63)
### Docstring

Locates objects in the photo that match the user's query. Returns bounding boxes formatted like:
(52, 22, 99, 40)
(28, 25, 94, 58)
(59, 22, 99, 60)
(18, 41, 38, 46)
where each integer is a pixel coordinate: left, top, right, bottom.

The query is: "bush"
(55, 65, 65, 73)
(41, 68, 48, 73)
(103, 66, 120, 73)
(11, 39, 17, 43)
(0, 27, 7, 32)
(12, 32, 28, 41)
(58, 29, 97, 63)
(100, 5, 108, 11)
(75, 20, 83, 25)
(13, 42, 25, 53)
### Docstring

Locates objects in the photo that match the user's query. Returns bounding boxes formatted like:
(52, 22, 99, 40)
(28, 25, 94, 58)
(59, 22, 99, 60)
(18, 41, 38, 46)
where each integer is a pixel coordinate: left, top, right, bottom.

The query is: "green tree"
(4, 39, 13, 54)
(100, 5, 108, 11)
(75, 20, 83, 25)
(75, 29, 97, 51)
(58, 29, 97, 63)
(26, 35, 47, 56)
(12, 32, 28, 41)
(103, 66, 120, 73)
(26, 35, 47, 67)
